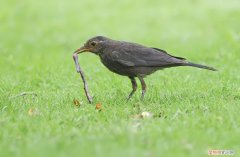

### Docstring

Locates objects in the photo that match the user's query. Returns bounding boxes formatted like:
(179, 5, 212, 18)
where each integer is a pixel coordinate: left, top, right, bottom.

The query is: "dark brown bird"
(73, 36, 216, 100)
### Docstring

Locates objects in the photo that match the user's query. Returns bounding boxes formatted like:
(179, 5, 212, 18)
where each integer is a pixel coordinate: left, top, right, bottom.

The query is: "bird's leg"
(138, 76, 146, 100)
(127, 77, 137, 100)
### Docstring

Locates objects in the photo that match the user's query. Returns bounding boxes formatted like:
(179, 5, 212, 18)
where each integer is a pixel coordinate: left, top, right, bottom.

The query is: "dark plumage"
(73, 36, 216, 99)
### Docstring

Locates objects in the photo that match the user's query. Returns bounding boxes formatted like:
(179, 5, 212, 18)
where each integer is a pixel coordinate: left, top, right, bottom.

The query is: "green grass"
(0, 0, 240, 156)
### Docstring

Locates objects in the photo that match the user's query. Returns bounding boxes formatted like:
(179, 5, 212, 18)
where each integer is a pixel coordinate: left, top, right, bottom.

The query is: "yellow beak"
(73, 46, 90, 54)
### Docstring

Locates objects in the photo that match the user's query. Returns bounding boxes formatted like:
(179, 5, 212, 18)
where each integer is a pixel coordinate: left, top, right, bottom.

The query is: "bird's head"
(74, 36, 109, 55)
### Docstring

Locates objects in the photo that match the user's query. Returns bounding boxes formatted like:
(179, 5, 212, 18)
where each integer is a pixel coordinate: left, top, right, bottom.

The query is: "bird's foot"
(126, 90, 136, 102)
(127, 96, 132, 102)
(141, 90, 146, 100)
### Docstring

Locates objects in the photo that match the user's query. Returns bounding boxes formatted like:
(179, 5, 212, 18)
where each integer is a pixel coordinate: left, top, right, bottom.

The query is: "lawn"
(0, 0, 240, 157)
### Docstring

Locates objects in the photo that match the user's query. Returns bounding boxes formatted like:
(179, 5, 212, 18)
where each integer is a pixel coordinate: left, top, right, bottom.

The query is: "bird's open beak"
(73, 46, 90, 54)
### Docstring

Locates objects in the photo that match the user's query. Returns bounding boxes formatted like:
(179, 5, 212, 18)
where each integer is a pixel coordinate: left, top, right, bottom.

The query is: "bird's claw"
(126, 96, 132, 102)
(141, 90, 146, 100)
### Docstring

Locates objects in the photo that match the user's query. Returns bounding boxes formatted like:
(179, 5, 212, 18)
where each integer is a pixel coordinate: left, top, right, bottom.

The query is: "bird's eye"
(90, 41, 97, 46)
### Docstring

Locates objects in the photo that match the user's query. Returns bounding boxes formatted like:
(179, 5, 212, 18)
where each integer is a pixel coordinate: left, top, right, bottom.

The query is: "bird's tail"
(184, 62, 217, 71)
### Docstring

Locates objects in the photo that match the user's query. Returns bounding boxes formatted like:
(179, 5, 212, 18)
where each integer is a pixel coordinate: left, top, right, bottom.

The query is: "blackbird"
(73, 36, 216, 100)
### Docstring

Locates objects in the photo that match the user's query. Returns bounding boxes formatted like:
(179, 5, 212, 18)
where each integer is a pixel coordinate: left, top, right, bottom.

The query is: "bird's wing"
(151, 48, 186, 60)
(109, 44, 186, 67)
